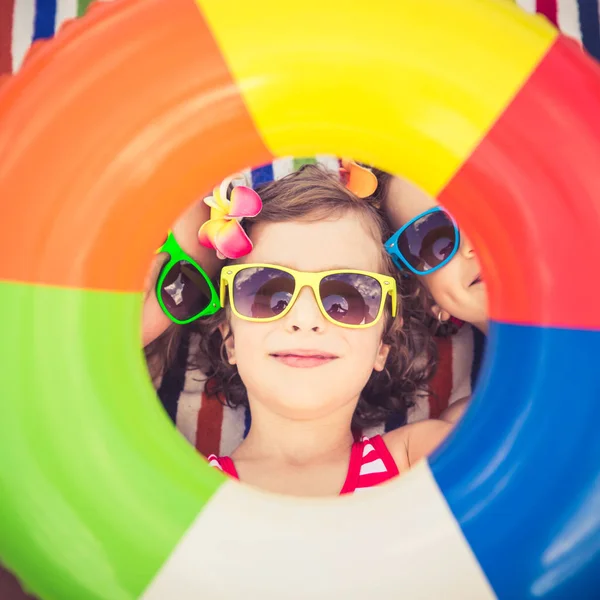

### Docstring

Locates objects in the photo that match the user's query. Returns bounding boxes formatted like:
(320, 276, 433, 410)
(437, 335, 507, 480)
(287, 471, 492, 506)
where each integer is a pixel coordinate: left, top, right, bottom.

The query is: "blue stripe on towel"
(157, 330, 190, 424)
(243, 405, 252, 439)
(578, 0, 600, 60)
(470, 327, 486, 390)
(384, 412, 406, 433)
(250, 163, 274, 187)
(33, 0, 57, 41)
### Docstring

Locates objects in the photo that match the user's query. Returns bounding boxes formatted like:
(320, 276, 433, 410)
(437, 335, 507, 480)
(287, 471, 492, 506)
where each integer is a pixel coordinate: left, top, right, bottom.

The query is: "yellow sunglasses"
(220, 264, 397, 329)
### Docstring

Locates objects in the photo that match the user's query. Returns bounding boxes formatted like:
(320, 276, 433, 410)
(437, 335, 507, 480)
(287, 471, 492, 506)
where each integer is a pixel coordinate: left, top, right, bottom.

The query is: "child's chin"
(273, 388, 355, 417)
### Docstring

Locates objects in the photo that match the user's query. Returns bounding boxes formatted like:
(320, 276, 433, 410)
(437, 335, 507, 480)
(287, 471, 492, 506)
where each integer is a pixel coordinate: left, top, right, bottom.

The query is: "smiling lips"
(270, 349, 338, 368)
(470, 274, 484, 286)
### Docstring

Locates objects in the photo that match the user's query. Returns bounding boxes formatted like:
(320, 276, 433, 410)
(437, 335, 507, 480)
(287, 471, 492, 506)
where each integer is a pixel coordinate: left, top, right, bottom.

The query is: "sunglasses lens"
(233, 267, 295, 319)
(320, 273, 382, 325)
(398, 210, 457, 273)
(160, 261, 212, 321)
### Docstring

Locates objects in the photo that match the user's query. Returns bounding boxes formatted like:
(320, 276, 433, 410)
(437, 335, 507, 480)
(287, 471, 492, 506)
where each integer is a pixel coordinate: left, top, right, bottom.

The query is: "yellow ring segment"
(196, 0, 556, 197)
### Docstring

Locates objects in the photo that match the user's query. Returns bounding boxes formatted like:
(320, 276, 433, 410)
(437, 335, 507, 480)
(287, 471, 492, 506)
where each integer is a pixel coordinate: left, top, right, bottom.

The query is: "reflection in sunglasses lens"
(399, 210, 456, 272)
(320, 274, 382, 325)
(233, 267, 295, 319)
(161, 261, 211, 321)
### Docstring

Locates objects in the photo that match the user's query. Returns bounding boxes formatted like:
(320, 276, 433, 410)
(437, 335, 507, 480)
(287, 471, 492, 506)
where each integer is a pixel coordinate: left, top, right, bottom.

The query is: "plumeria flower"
(198, 173, 263, 260)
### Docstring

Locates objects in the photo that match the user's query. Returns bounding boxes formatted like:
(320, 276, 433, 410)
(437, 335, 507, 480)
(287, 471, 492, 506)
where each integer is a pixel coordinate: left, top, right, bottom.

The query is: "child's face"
(222, 213, 391, 421)
(384, 177, 488, 332)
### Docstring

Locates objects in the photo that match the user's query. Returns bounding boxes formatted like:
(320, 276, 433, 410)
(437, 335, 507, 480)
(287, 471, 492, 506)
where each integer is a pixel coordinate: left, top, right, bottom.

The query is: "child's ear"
(218, 321, 236, 365)
(373, 341, 390, 372)
(432, 305, 451, 324)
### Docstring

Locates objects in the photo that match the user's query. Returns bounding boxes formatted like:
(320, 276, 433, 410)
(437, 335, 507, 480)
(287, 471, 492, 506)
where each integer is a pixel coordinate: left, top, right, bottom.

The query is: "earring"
(437, 311, 446, 324)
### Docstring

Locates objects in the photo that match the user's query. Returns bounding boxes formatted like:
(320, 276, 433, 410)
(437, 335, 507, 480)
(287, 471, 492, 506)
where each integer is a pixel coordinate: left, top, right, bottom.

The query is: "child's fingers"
(142, 254, 172, 348)
(172, 198, 222, 278)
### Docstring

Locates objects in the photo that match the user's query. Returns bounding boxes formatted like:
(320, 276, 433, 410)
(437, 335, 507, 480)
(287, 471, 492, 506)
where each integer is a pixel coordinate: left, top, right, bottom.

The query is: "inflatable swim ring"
(0, 0, 599, 598)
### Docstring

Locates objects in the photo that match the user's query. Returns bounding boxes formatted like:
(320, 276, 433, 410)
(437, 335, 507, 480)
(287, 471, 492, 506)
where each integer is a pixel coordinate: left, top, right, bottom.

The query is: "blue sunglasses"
(385, 206, 460, 276)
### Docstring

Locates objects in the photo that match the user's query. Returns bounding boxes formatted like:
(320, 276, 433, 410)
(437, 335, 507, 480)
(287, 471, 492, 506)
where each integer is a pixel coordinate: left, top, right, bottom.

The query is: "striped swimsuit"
(207, 435, 400, 494)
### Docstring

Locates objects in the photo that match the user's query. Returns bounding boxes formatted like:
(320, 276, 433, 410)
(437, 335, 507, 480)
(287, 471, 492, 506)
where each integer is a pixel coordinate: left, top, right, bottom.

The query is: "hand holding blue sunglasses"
(385, 206, 460, 276)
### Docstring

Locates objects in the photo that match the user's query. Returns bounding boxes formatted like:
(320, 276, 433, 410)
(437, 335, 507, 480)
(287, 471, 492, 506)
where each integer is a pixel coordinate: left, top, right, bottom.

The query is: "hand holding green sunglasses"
(155, 232, 220, 324)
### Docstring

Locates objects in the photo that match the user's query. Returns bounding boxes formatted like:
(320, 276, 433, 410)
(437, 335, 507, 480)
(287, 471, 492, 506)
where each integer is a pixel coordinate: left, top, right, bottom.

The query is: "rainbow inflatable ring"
(1, 0, 599, 598)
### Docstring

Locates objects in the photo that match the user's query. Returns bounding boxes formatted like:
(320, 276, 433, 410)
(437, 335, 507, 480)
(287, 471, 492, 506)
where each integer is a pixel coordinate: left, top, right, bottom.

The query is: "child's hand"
(142, 199, 222, 347)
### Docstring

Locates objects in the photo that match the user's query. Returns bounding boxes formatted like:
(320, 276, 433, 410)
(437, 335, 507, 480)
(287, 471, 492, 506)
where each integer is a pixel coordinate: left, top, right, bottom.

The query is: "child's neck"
(233, 398, 356, 466)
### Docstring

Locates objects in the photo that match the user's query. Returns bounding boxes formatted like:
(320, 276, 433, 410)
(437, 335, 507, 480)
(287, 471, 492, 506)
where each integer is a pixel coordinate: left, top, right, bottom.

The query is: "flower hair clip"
(339, 158, 378, 198)
(198, 173, 263, 260)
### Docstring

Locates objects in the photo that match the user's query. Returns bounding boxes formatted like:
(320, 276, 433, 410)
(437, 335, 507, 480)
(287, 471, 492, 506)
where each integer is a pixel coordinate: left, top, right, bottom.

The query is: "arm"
(405, 419, 452, 466)
(440, 396, 470, 424)
(384, 419, 453, 470)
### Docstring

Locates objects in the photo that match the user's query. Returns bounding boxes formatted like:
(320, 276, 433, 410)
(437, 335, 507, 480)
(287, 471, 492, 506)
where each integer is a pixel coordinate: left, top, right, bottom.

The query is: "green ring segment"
(0, 282, 225, 600)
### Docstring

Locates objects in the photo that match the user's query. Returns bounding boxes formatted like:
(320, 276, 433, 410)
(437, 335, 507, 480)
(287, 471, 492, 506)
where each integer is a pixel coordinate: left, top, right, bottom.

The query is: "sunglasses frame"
(220, 264, 397, 329)
(385, 206, 461, 276)
(155, 231, 220, 324)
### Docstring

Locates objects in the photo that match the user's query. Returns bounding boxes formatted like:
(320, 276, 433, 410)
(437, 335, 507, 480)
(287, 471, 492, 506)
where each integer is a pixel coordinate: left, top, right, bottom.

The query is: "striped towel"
(1, 0, 96, 75)
(241, 155, 341, 188)
(1, 0, 598, 79)
(515, 0, 600, 60)
(2, 1, 599, 78)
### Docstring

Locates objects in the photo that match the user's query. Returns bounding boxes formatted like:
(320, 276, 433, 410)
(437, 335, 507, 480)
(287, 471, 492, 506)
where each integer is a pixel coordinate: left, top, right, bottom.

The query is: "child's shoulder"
(383, 419, 452, 470)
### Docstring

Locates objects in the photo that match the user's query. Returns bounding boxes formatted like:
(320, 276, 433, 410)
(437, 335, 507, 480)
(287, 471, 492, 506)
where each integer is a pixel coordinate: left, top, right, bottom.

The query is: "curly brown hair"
(195, 165, 437, 429)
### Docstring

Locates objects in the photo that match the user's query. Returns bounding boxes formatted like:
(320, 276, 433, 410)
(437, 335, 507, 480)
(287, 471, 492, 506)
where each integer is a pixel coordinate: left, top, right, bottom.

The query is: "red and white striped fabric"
(207, 434, 399, 495)
(206, 454, 239, 478)
(340, 435, 399, 494)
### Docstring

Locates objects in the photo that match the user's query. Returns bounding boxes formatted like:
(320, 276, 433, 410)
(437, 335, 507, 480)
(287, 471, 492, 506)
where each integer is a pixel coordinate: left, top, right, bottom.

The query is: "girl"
(198, 165, 452, 496)
(376, 173, 487, 333)
(375, 172, 488, 422)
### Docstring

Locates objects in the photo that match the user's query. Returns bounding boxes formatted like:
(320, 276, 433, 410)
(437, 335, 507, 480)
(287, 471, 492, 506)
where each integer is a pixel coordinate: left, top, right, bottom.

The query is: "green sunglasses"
(155, 232, 220, 324)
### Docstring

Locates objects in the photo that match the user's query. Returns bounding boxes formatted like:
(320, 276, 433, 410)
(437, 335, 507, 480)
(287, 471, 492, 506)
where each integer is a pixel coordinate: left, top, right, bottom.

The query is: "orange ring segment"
(0, 0, 272, 292)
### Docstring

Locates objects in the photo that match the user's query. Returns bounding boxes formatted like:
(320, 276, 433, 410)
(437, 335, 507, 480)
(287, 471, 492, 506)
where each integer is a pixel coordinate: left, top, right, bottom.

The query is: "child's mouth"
(270, 350, 338, 369)
(470, 274, 483, 286)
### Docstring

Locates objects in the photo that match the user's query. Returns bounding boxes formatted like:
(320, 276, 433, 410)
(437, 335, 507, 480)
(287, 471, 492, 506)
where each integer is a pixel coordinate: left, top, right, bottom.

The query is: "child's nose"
(285, 286, 327, 332)
(459, 232, 476, 258)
